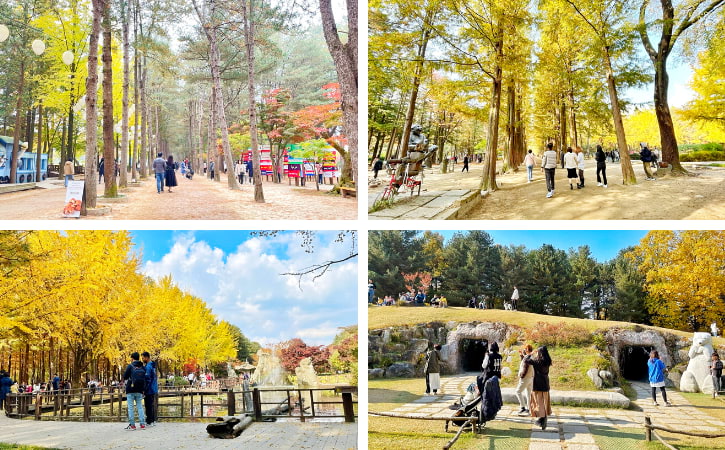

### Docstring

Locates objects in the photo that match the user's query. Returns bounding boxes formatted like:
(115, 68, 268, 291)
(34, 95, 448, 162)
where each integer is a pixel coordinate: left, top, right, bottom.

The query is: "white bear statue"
(680, 332, 715, 394)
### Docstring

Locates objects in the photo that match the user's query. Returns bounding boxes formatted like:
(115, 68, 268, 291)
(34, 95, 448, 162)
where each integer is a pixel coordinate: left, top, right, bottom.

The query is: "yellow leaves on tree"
(627, 230, 725, 332)
(0, 231, 236, 378)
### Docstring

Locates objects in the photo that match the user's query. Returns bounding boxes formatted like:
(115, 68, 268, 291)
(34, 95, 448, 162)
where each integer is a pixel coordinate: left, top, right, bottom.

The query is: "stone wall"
(369, 321, 517, 378)
(369, 320, 725, 388)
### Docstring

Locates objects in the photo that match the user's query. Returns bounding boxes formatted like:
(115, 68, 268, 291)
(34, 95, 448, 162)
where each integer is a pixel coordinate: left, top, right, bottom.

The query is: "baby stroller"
(186, 169, 194, 180)
(445, 375, 502, 434)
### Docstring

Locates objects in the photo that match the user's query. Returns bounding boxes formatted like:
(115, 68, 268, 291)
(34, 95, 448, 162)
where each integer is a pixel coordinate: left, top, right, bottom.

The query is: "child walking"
(648, 350, 671, 406)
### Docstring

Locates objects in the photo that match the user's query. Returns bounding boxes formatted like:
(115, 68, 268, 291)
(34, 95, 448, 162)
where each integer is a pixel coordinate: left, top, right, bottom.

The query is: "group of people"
(123, 351, 159, 431)
(0, 371, 75, 408)
(531, 142, 660, 198)
(423, 342, 554, 430)
(513, 344, 554, 429)
(233, 159, 255, 185)
(152, 153, 179, 194)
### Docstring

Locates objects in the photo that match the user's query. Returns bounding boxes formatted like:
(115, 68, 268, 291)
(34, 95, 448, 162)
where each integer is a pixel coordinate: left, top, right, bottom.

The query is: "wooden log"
(443, 419, 471, 450)
(227, 391, 236, 416)
(252, 388, 261, 421)
(232, 416, 253, 434)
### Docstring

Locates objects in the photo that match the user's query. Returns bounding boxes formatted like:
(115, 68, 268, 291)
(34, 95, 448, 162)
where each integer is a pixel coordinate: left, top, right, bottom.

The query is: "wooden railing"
(3, 385, 357, 423)
(644, 416, 725, 449)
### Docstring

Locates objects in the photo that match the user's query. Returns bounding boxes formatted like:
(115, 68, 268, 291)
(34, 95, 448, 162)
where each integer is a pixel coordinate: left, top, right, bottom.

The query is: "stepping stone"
(531, 431, 561, 441)
(563, 432, 596, 444)
(567, 445, 600, 450)
(529, 443, 563, 450)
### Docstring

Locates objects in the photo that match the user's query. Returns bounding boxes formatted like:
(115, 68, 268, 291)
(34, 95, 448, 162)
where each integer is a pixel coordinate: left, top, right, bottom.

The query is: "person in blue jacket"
(0, 370, 13, 409)
(648, 350, 671, 406)
(142, 352, 159, 426)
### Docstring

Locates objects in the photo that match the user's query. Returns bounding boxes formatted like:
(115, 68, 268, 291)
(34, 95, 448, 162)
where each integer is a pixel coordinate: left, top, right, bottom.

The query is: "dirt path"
(369, 160, 725, 220)
(468, 161, 725, 220)
(0, 173, 357, 220)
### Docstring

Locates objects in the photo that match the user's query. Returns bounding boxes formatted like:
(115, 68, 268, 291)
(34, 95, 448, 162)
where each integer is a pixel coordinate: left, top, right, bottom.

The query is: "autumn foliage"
(278, 338, 331, 373)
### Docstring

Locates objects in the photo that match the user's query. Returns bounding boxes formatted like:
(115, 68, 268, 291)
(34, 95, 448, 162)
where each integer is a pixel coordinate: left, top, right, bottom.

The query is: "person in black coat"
(165, 155, 178, 192)
(595, 145, 607, 188)
(528, 346, 553, 430)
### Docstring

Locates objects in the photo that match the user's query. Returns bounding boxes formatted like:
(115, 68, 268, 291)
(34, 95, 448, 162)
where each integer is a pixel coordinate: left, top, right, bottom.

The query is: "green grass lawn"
(368, 307, 725, 348)
(0, 445, 58, 450)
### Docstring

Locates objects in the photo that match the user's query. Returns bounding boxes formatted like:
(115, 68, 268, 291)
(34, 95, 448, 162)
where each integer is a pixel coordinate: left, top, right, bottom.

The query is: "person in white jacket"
(541, 143, 557, 198)
(516, 344, 534, 415)
(563, 147, 579, 190)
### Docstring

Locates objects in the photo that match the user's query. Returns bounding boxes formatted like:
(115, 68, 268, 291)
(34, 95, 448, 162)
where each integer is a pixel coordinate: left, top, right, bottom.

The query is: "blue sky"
(434, 230, 648, 261)
(129, 231, 357, 346)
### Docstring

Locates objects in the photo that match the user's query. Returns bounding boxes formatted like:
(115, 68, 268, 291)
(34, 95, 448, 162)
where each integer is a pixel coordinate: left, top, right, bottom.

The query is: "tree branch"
(638, 0, 658, 62)
(282, 253, 358, 291)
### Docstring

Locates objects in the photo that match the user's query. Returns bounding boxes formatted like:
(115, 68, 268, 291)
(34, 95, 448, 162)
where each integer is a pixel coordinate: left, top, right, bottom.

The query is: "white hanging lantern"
(31, 39, 45, 56)
(0, 25, 9, 43)
(62, 50, 74, 66)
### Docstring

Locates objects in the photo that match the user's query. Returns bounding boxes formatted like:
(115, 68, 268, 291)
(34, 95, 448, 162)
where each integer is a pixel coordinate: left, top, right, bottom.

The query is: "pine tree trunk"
(103, 0, 117, 198)
(603, 47, 636, 185)
(120, 0, 130, 188)
(82, 0, 102, 213)
(242, 0, 265, 202)
(139, 56, 148, 178)
(10, 60, 24, 184)
(35, 102, 42, 182)
(208, 89, 216, 180)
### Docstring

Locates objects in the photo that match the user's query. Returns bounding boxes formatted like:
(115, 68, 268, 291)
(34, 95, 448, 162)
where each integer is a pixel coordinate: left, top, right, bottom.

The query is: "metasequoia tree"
(565, 0, 639, 184)
(638, 0, 724, 173)
(102, 0, 116, 198)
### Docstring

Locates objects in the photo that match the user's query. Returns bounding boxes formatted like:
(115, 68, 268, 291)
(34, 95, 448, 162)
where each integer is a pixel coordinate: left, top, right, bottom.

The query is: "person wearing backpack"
(142, 352, 159, 426)
(123, 352, 147, 430)
(711, 352, 723, 398)
(640, 143, 656, 181)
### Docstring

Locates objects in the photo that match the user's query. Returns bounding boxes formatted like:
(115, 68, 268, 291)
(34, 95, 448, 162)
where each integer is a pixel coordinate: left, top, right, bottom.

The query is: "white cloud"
(142, 232, 358, 346)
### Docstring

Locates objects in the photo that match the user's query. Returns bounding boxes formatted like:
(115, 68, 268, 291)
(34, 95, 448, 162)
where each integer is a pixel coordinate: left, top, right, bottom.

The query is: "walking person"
(98, 157, 105, 184)
(123, 352, 147, 430)
(165, 155, 178, 193)
(481, 342, 503, 382)
(524, 150, 536, 182)
(595, 145, 608, 188)
(511, 286, 519, 311)
(640, 144, 656, 181)
(648, 350, 671, 406)
(372, 157, 383, 179)
(516, 345, 534, 416)
(246, 160, 253, 184)
(368, 279, 376, 304)
(529, 346, 553, 430)
(575, 146, 585, 188)
(424, 344, 442, 395)
(711, 352, 723, 398)
(63, 159, 74, 187)
(542, 143, 557, 198)
(235, 160, 245, 185)
(316, 162, 323, 184)
(564, 147, 578, 190)
(152, 152, 166, 194)
(0, 370, 13, 410)
(210, 160, 215, 179)
(462, 155, 469, 172)
(142, 352, 159, 426)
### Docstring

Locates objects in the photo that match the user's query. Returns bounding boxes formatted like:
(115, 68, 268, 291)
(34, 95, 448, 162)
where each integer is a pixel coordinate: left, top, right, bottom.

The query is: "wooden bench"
(340, 186, 357, 198)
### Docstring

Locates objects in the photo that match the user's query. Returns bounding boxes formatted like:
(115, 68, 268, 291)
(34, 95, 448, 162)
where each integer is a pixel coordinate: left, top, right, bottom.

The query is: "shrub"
(679, 142, 723, 153)
(679, 150, 725, 162)
(592, 333, 608, 351)
(629, 152, 641, 160)
(594, 355, 612, 371)
(525, 321, 592, 347)
(503, 331, 521, 350)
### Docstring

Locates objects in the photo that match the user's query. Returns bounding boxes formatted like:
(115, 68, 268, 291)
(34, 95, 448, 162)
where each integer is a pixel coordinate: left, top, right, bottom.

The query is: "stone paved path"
(380, 376, 725, 449)
(0, 414, 357, 449)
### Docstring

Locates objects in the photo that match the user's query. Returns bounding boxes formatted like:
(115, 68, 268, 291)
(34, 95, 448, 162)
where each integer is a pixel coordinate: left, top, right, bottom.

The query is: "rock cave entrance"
(460, 339, 488, 372)
(620, 346, 653, 380)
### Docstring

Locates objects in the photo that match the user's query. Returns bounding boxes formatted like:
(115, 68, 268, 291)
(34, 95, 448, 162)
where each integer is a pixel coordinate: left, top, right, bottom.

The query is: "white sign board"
(63, 180, 84, 218)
